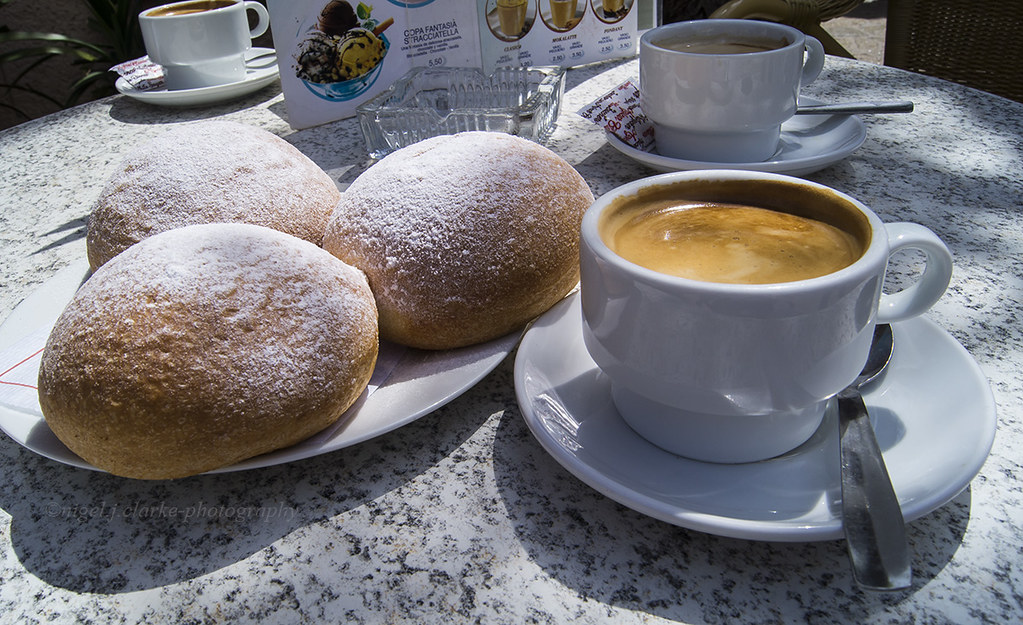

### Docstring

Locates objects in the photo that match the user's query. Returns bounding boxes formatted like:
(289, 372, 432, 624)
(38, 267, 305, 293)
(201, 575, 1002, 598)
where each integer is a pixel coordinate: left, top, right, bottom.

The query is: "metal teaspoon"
(795, 101, 914, 115)
(838, 323, 912, 591)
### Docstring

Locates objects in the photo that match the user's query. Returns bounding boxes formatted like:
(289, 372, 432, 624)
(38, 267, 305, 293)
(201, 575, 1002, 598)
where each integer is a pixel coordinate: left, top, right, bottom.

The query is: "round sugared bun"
(38, 224, 378, 479)
(86, 121, 340, 270)
(322, 132, 594, 350)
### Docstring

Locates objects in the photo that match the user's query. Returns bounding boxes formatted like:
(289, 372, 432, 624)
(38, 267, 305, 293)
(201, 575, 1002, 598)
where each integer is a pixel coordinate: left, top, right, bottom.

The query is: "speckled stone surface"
(1, 57, 1021, 624)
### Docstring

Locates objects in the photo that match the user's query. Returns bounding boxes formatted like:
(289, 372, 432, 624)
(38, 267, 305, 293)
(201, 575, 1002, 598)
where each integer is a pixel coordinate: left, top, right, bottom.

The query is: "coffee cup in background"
(580, 170, 953, 463)
(639, 20, 825, 162)
(139, 0, 270, 91)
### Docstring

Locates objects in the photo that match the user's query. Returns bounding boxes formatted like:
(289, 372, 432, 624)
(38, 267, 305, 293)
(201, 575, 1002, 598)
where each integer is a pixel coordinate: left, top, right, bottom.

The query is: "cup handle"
(801, 35, 825, 86)
(244, 1, 270, 39)
(877, 222, 954, 323)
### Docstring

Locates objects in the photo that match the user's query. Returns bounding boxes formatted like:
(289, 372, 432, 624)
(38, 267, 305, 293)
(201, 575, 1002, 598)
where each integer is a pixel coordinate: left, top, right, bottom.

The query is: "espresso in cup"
(654, 35, 788, 55)
(599, 183, 868, 284)
(147, 0, 235, 17)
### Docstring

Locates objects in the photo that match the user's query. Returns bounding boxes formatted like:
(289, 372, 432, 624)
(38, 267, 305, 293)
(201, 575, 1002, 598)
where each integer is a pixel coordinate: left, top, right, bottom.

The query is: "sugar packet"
(110, 56, 166, 91)
(576, 79, 654, 152)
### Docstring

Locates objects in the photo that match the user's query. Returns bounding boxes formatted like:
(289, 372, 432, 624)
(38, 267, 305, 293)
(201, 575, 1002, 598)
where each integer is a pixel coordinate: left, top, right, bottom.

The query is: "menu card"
(268, 0, 639, 129)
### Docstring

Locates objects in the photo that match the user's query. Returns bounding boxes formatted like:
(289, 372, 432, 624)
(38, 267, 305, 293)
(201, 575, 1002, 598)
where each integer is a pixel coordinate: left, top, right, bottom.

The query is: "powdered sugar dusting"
(322, 131, 594, 347)
(86, 120, 340, 269)
(41, 223, 378, 474)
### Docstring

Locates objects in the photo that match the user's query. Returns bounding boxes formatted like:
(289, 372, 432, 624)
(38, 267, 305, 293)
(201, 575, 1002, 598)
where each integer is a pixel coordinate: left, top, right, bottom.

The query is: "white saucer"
(0, 261, 519, 474)
(514, 293, 996, 542)
(605, 99, 867, 176)
(115, 48, 280, 107)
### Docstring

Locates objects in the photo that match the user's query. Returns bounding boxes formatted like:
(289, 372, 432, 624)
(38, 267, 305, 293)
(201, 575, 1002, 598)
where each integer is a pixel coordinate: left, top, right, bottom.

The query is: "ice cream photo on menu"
(293, 0, 394, 101)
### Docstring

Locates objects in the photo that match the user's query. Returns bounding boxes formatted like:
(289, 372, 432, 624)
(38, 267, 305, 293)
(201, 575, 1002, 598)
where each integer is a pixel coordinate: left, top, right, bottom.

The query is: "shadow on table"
(105, 84, 283, 127)
(31, 217, 88, 256)
(0, 384, 487, 594)
(492, 397, 971, 621)
(802, 61, 1023, 365)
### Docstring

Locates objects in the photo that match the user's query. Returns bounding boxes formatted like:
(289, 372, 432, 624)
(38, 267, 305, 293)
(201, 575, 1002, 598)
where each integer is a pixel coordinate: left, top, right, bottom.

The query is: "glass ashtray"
(356, 65, 566, 159)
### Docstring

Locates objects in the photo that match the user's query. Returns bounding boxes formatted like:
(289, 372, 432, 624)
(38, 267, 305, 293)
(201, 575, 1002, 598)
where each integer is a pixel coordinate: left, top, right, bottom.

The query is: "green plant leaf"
(0, 30, 106, 51)
(0, 45, 104, 65)
(0, 0, 148, 120)
(78, 0, 145, 61)
(0, 47, 65, 64)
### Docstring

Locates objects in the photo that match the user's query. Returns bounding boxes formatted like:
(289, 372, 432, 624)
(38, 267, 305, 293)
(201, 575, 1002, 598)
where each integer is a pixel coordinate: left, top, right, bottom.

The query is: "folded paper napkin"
(576, 79, 655, 152)
(0, 323, 404, 419)
(110, 56, 166, 91)
(0, 325, 51, 415)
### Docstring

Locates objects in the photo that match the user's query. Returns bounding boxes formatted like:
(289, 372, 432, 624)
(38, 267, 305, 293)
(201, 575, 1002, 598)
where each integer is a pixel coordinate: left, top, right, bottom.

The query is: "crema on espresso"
(602, 200, 864, 284)
(148, 0, 235, 17)
(653, 36, 787, 55)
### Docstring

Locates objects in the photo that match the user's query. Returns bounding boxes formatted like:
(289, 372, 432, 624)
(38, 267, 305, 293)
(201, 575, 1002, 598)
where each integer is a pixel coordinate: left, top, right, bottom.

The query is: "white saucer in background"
(605, 98, 868, 176)
(115, 47, 280, 107)
(514, 292, 996, 542)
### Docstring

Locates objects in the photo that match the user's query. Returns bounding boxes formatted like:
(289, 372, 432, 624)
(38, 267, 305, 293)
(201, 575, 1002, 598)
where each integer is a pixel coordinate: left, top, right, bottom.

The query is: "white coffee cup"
(580, 170, 953, 463)
(640, 19, 825, 162)
(139, 0, 270, 91)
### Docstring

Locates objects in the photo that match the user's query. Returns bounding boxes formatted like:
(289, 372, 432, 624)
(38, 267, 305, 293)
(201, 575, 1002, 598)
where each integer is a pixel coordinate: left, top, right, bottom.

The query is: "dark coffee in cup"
(598, 180, 870, 284)
(653, 35, 788, 55)
(148, 0, 235, 17)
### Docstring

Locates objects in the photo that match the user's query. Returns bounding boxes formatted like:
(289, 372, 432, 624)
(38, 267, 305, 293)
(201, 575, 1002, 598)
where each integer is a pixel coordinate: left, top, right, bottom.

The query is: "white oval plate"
(514, 293, 996, 542)
(605, 98, 867, 176)
(0, 260, 519, 474)
(115, 48, 279, 107)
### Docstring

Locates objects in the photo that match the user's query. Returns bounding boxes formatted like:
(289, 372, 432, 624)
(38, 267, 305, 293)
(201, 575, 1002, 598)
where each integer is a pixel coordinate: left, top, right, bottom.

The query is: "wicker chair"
(708, 0, 864, 57)
(884, 0, 1023, 103)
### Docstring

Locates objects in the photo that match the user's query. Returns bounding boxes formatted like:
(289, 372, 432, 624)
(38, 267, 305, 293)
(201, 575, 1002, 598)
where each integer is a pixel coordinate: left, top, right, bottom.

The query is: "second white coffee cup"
(640, 19, 825, 162)
(140, 0, 270, 91)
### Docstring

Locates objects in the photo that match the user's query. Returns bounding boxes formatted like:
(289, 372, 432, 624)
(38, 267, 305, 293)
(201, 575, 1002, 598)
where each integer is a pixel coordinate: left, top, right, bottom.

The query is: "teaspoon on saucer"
(796, 101, 914, 115)
(838, 323, 912, 591)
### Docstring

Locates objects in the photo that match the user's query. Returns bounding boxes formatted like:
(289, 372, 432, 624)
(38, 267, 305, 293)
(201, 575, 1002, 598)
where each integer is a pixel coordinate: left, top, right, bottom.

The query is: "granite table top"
(1, 56, 1021, 624)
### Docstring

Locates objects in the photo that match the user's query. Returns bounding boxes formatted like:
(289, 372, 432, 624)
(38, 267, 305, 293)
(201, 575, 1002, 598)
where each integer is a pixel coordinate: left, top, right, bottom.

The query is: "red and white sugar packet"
(110, 56, 166, 91)
(576, 79, 655, 152)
